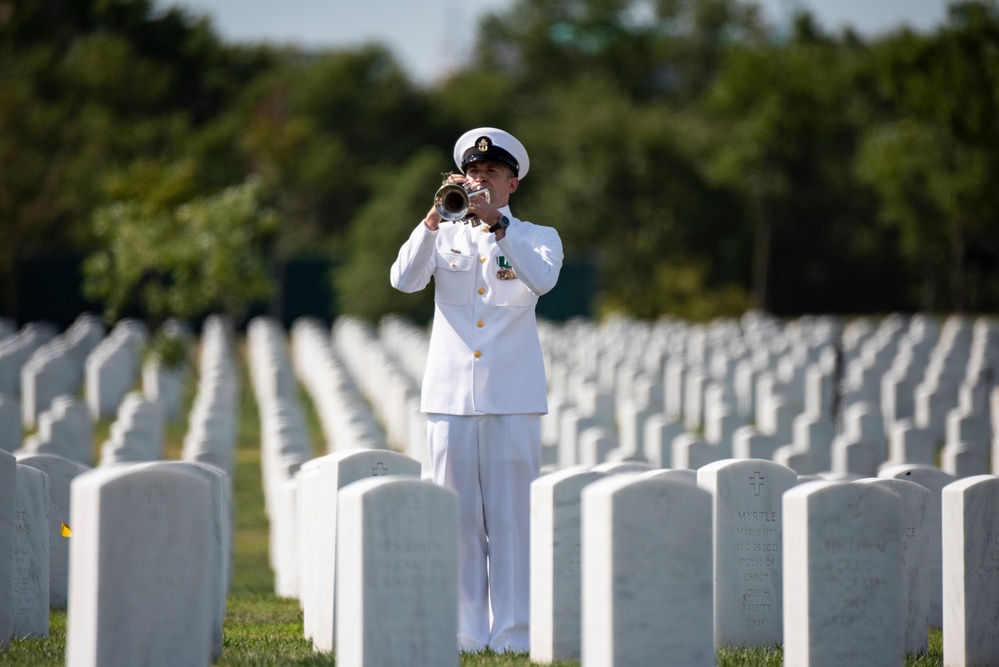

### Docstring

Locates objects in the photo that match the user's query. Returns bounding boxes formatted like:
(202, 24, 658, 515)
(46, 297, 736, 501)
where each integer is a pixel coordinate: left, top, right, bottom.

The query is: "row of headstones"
(346, 311, 997, 482)
(19, 314, 105, 428)
(289, 317, 389, 454)
(531, 459, 998, 667)
(256, 318, 999, 667)
(252, 442, 999, 667)
(331, 316, 426, 464)
(252, 316, 434, 600)
(0, 317, 194, 457)
(0, 316, 238, 663)
(0, 321, 58, 398)
(181, 315, 240, 477)
(246, 316, 319, 599)
(530, 313, 999, 477)
(0, 452, 230, 665)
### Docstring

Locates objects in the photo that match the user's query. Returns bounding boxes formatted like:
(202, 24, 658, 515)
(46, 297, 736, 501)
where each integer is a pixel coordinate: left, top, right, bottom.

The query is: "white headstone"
(581, 475, 713, 667)
(0, 396, 22, 453)
(698, 459, 797, 648)
(942, 475, 999, 667)
(13, 453, 89, 609)
(22, 396, 94, 466)
(66, 464, 212, 667)
(641, 412, 684, 468)
(12, 464, 49, 638)
(530, 467, 607, 663)
(335, 477, 458, 667)
(297, 459, 324, 640)
(312, 449, 421, 653)
(783, 480, 904, 667)
(731, 426, 777, 461)
(884, 420, 934, 468)
(577, 426, 617, 467)
(879, 463, 955, 626)
(855, 477, 930, 653)
(138, 461, 229, 661)
(0, 450, 13, 648)
(672, 433, 722, 470)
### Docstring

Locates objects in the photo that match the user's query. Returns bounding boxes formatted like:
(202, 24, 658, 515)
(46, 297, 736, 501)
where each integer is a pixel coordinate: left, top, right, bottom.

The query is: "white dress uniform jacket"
(390, 205, 563, 415)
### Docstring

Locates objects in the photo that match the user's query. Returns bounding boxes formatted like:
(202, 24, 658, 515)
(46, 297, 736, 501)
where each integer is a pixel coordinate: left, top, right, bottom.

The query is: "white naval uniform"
(390, 206, 563, 652)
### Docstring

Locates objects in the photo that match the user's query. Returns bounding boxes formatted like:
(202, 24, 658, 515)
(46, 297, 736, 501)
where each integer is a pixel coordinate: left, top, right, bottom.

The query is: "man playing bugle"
(390, 127, 563, 653)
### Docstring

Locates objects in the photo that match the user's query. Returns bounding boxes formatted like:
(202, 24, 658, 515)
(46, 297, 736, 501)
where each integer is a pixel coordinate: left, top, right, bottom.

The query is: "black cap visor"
(461, 145, 519, 177)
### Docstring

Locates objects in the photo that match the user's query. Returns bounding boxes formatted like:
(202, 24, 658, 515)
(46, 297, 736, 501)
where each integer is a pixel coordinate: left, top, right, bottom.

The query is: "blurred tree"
(703, 14, 894, 314)
(517, 77, 749, 320)
(333, 149, 445, 323)
(475, 0, 764, 103)
(84, 164, 278, 325)
(0, 0, 275, 319)
(858, 1, 999, 312)
(240, 46, 437, 251)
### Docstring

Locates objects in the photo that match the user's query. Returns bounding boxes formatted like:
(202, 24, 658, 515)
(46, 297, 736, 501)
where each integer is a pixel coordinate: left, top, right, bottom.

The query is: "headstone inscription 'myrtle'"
(698, 458, 797, 648)
(65, 465, 212, 667)
(783, 480, 904, 667)
(335, 476, 458, 667)
(942, 475, 999, 667)
(581, 475, 713, 667)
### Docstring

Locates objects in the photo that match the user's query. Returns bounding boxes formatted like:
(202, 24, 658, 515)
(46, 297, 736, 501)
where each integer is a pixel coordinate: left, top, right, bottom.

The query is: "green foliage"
(856, 1, 999, 311)
(143, 330, 189, 370)
(517, 79, 749, 320)
(7, 0, 999, 325)
(0, 0, 276, 318)
(333, 149, 444, 323)
(84, 171, 278, 324)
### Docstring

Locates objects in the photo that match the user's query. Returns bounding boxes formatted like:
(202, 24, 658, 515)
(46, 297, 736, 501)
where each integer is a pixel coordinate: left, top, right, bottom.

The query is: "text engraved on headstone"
(733, 503, 779, 629)
(821, 537, 892, 663)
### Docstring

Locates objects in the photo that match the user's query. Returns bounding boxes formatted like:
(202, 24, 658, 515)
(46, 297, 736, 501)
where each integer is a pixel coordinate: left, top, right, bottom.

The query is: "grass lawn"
(1, 339, 944, 666)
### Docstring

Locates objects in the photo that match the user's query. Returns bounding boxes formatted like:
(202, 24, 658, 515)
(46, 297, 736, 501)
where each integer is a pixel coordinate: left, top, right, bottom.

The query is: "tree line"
(2, 0, 998, 327)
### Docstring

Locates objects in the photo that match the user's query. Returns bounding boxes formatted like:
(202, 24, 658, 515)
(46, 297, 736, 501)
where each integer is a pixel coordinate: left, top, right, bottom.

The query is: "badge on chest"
(496, 256, 517, 280)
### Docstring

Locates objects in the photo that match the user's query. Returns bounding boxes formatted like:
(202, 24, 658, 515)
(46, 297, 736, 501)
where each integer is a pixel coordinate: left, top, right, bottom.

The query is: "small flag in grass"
(61, 522, 72, 537)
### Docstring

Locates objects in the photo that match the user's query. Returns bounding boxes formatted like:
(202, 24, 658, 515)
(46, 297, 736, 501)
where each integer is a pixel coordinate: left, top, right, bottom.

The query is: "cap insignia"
(477, 137, 490, 152)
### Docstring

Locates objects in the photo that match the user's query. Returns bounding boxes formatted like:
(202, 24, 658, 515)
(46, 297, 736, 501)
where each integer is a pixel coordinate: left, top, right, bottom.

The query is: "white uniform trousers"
(427, 413, 541, 653)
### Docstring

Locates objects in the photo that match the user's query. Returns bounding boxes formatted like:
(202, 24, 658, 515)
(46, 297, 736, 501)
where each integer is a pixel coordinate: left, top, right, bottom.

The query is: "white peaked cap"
(453, 127, 530, 179)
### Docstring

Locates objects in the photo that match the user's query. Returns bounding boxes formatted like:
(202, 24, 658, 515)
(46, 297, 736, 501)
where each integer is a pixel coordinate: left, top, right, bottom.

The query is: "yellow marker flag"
(60, 522, 72, 537)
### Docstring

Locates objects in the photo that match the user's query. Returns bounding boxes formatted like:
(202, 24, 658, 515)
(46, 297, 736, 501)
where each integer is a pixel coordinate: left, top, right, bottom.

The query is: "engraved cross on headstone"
(372, 462, 388, 476)
(750, 471, 765, 496)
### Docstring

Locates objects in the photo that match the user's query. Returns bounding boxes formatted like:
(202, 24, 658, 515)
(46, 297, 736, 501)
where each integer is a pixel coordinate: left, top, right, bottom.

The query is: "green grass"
(1, 339, 945, 666)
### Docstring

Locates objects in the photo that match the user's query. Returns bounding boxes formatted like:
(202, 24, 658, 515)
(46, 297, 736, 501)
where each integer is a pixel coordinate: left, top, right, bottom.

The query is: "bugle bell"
(434, 181, 490, 222)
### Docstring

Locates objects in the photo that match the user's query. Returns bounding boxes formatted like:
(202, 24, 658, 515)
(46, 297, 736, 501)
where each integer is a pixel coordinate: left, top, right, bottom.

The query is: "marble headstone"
(0, 450, 16, 647)
(698, 459, 797, 648)
(66, 465, 212, 667)
(880, 463, 955, 626)
(14, 452, 89, 609)
(942, 475, 999, 667)
(335, 477, 458, 667)
(855, 477, 930, 653)
(312, 449, 421, 653)
(11, 464, 50, 638)
(530, 467, 606, 663)
(783, 480, 904, 667)
(581, 475, 713, 667)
